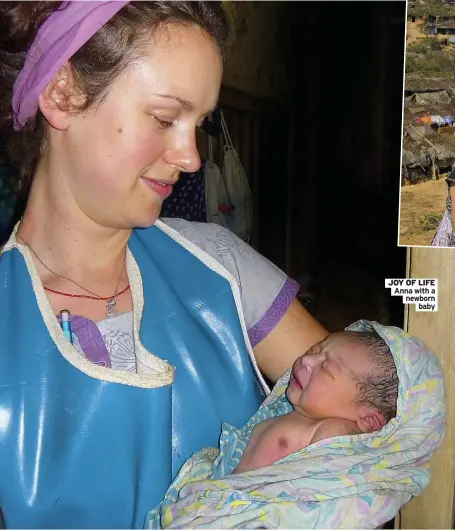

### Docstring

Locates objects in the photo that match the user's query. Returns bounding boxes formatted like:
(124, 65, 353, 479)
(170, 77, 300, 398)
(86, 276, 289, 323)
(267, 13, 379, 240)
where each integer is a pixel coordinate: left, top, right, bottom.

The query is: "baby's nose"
(305, 352, 323, 366)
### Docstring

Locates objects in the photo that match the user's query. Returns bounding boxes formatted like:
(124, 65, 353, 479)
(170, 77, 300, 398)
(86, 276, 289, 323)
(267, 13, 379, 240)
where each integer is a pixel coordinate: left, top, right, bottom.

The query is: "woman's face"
(45, 23, 222, 229)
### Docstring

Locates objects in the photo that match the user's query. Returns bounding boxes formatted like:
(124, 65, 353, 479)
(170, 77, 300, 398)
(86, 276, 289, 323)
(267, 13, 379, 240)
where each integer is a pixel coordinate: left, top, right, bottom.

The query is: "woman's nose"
(165, 138, 201, 174)
(173, 151, 201, 174)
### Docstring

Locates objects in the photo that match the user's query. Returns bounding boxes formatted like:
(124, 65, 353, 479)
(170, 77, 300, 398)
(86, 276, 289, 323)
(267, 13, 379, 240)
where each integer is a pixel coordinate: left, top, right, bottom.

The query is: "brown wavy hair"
(0, 1, 229, 193)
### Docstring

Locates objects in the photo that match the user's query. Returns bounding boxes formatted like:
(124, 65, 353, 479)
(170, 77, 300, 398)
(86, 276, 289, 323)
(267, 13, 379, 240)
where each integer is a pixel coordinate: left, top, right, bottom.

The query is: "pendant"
(106, 298, 117, 319)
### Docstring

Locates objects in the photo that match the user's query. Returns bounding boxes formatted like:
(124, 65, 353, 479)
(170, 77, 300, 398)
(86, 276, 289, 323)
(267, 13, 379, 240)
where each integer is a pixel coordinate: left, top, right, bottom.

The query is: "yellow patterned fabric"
(148, 320, 445, 528)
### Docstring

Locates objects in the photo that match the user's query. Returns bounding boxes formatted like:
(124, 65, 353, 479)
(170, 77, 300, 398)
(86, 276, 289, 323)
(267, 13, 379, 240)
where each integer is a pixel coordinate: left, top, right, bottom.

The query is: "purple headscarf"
(12, 1, 130, 130)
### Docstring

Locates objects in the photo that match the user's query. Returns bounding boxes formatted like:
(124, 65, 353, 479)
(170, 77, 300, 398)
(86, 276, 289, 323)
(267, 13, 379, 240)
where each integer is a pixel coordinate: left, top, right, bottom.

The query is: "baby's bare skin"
(233, 332, 392, 474)
(233, 411, 359, 474)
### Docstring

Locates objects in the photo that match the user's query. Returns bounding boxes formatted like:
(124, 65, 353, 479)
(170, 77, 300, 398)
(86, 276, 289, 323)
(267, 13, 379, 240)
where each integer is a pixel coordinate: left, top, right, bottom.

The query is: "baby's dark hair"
(344, 331, 399, 422)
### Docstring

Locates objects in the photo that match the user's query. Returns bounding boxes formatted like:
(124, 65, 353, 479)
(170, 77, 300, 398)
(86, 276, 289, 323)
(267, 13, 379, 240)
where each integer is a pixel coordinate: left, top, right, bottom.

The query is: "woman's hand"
(253, 299, 328, 383)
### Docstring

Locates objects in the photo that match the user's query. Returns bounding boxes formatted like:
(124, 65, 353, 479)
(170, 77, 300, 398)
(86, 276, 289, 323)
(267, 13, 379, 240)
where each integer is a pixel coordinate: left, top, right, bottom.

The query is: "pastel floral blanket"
(147, 320, 445, 529)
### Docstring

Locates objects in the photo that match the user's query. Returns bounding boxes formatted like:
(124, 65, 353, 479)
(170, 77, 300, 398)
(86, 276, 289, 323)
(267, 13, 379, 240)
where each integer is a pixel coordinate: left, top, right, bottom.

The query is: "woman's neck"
(17, 172, 130, 282)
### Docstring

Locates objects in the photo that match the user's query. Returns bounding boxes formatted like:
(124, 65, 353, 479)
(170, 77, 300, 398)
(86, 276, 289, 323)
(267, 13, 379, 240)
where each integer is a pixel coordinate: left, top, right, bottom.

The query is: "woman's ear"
(38, 63, 84, 130)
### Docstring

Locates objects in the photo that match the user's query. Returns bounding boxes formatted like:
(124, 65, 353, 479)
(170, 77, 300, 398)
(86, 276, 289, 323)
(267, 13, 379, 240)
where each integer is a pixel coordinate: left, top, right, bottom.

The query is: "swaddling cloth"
(147, 320, 445, 529)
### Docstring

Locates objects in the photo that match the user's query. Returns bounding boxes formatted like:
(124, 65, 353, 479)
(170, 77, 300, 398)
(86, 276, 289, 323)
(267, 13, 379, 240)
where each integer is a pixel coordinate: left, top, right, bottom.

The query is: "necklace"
(18, 235, 128, 319)
(44, 284, 130, 300)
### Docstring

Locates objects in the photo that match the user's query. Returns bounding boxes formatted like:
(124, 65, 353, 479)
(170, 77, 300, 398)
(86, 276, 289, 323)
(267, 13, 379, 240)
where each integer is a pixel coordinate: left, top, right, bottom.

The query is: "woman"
(0, 2, 327, 528)
(432, 169, 455, 246)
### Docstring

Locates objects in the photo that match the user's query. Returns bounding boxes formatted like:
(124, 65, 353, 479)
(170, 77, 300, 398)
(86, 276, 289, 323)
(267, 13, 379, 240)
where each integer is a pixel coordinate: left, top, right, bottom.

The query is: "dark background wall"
(246, 2, 407, 330)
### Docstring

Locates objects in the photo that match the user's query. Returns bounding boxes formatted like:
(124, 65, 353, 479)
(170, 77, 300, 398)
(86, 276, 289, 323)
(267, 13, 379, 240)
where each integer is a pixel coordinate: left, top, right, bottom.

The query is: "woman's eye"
(153, 115, 174, 130)
(198, 116, 210, 132)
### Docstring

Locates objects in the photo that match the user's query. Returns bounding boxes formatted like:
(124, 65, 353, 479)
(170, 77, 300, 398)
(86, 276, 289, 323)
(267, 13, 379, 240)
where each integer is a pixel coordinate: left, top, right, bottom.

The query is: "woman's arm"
(253, 299, 328, 383)
(160, 219, 328, 383)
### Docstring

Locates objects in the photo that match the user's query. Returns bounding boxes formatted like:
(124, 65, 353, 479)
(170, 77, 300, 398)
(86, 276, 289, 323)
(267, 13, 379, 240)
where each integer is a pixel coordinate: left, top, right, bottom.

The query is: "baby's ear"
(357, 408, 387, 433)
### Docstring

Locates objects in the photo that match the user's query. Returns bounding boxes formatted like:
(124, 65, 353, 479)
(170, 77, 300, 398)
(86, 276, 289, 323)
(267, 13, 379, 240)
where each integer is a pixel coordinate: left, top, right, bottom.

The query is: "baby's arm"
(310, 418, 361, 444)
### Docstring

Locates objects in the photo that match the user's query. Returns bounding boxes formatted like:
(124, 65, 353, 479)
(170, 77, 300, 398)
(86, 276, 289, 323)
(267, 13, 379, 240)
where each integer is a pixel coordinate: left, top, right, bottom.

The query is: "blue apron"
(0, 224, 266, 529)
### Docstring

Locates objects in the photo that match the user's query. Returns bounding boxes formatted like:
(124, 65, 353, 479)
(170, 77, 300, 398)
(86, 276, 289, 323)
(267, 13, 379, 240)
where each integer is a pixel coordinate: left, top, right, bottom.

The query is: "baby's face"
(286, 333, 376, 422)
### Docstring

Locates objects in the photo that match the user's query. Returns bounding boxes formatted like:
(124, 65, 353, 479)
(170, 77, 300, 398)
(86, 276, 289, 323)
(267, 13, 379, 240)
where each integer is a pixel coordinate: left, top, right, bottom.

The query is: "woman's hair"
(0, 1, 230, 193)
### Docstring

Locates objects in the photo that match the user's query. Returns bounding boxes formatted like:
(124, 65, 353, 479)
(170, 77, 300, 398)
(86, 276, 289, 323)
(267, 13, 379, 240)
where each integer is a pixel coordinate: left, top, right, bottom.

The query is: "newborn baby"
(234, 331, 399, 473)
(148, 322, 444, 529)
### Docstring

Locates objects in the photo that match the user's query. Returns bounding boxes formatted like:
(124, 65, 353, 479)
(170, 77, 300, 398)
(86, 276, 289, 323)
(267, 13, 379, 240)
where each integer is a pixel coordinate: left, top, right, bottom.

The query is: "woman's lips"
(142, 177, 174, 199)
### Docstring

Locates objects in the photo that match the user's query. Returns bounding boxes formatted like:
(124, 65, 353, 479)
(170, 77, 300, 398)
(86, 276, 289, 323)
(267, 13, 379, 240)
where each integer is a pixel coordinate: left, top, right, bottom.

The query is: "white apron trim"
(2, 224, 174, 388)
(1, 221, 269, 394)
(155, 220, 269, 395)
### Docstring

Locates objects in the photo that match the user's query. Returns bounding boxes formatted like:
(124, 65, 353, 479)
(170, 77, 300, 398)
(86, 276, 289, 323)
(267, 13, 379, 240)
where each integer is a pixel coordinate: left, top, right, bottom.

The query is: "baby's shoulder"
(311, 417, 360, 444)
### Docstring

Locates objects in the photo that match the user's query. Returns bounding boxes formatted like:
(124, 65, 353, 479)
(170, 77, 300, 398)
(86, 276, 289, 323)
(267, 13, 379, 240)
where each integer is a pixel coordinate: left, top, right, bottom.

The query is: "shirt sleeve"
(160, 218, 300, 347)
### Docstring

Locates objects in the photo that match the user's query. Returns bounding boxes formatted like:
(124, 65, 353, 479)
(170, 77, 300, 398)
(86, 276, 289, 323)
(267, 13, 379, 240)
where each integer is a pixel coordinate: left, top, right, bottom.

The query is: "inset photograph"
(400, 1, 455, 247)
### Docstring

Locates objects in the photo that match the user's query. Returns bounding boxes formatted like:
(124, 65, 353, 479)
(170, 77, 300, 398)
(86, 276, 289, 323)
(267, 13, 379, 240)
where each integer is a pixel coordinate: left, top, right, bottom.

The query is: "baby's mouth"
(291, 359, 313, 390)
(289, 374, 302, 390)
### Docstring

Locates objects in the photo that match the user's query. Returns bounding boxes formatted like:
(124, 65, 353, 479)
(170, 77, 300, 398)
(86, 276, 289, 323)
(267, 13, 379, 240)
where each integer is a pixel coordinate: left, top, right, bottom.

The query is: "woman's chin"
(133, 218, 158, 229)
(130, 208, 161, 229)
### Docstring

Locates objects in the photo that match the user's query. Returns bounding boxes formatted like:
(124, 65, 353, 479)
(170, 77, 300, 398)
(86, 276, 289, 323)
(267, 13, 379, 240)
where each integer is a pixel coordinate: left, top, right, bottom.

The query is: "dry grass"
(399, 178, 447, 246)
